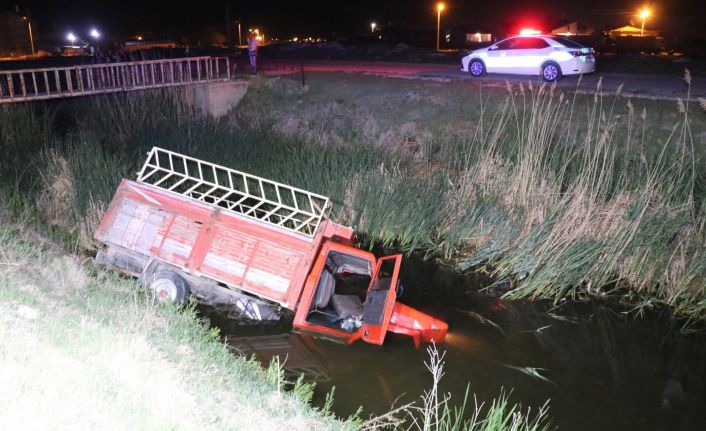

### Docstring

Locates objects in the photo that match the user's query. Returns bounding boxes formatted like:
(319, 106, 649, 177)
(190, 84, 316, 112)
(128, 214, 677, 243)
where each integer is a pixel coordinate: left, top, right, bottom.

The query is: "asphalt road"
(305, 61, 705, 101)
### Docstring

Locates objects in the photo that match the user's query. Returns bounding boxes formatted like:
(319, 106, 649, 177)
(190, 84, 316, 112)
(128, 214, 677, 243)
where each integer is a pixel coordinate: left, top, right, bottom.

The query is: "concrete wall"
(190, 80, 249, 118)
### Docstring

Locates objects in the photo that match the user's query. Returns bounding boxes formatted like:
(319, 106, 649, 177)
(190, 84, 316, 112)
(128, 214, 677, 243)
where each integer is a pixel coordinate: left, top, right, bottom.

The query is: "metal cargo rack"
(136, 147, 330, 237)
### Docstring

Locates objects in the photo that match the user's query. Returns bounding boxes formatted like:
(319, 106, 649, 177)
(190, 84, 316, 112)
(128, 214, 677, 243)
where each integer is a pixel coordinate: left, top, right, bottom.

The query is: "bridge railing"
(0, 56, 231, 103)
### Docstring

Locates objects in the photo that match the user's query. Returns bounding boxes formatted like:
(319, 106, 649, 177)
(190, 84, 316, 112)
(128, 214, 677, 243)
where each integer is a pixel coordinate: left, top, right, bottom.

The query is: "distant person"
(247, 32, 259, 73)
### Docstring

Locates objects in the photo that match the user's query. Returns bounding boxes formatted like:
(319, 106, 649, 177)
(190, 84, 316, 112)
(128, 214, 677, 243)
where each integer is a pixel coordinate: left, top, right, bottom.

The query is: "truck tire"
(149, 270, 190, 304)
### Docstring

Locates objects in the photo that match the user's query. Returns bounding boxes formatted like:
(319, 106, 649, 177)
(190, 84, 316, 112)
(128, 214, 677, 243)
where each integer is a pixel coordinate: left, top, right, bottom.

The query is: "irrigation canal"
(200, 256, 706, 430)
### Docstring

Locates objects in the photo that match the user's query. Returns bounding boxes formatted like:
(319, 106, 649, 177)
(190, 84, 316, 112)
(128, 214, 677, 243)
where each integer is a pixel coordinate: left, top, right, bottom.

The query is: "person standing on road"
(247, 32, 259, 74)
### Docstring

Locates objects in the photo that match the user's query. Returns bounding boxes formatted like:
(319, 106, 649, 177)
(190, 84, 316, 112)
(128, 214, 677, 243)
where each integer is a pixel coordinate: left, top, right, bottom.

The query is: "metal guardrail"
(136, 147, 330, 237)
(231, 56, 306, 85)
(0, 56, 231, 103)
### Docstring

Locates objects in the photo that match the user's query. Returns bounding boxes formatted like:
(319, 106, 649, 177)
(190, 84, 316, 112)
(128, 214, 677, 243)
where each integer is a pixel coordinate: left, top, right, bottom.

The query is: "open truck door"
(360, 254, 448, 347)
(360, 255, 401, 345)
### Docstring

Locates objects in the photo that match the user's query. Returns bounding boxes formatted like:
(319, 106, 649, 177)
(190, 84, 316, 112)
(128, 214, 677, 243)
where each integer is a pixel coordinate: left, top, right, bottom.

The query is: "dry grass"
(360, 345, 552, 431)
(2, 71, 705, 321)
(37, 150, 75, 229)
(0, 219, 354, 431)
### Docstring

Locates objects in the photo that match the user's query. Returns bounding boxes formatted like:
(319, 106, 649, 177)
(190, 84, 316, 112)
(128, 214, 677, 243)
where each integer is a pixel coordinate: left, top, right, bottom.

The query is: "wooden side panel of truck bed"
(95, 180, 323, 309)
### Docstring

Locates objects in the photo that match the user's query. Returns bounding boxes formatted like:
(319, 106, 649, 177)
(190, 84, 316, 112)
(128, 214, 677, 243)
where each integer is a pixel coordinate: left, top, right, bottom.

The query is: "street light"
(66, 32, 77, 44)
(90, 28, 100, 39)
(237, 20, 242, 46)
(639, 8, 650, 37)
(436, 3, 445, 52)
(23, 16, 35, 55)
(371, 22, 376, 33)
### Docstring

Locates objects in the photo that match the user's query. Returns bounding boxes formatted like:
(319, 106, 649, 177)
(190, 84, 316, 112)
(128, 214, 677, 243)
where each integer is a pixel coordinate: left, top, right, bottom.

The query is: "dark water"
(201, 257, 706, 430)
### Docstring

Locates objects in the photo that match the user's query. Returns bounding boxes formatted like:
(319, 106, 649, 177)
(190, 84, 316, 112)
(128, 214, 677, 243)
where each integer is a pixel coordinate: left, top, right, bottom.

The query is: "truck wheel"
(149, 270, 190, 304)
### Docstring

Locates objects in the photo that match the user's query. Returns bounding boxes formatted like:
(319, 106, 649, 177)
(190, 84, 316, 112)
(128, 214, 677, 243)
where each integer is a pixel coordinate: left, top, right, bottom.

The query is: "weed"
(1, 72, 705, 320)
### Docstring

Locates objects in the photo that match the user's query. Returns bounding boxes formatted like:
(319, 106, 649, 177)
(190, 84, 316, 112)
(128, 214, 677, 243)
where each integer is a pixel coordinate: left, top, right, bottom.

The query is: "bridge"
(0, 56, 232, 104)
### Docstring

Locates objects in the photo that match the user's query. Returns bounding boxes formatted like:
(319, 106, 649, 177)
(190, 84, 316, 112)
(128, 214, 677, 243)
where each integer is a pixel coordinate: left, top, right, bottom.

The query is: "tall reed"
(1, 75, 704, 319)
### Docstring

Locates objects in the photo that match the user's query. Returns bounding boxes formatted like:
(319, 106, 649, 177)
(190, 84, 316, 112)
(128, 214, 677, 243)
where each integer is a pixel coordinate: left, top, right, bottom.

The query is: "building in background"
(610, 25, 663, 53)
(609, 25, 659, 38)
(551, 21, 594, 36)
(465, 31, 492, 43)
(0, 9, 33, 58)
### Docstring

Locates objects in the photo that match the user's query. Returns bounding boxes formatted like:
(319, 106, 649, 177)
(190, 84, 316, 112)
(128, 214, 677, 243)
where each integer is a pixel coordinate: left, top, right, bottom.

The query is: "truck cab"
(294, 242, 447, 347)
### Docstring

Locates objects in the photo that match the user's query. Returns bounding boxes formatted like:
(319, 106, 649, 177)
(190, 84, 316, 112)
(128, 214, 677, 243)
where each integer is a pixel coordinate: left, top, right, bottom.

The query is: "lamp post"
(89, 28, 100, 56)
(436, 3, 445, 52)
(371, 22, 376, 33)
(237, 20, 242, 46)
(639, 8, 650, 37)
(67, 32, 77, 45)
(23, 16, 35, 55)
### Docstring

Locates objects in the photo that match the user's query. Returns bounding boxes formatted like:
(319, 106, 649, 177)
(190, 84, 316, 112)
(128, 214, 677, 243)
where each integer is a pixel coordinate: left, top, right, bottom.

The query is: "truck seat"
(331, 294, 363, 318)
(314, 269, 335, 309)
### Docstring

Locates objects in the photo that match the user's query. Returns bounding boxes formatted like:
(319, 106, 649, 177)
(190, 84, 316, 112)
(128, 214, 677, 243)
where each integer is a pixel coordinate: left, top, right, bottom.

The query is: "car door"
(485, 38, 518, 72)
(360, 254, 402, 345)
(506, 37, 551, 75)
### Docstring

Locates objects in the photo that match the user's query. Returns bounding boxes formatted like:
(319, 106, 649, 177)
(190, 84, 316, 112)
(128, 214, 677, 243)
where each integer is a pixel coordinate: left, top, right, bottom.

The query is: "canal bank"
(3, 72, 705, 320)
(0, 70, 704, 429)
(0, 216, 355, 430)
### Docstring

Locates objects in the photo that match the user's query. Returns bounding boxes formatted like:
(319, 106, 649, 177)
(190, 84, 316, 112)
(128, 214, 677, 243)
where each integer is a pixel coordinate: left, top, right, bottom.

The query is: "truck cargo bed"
(96, 179, 326, 309)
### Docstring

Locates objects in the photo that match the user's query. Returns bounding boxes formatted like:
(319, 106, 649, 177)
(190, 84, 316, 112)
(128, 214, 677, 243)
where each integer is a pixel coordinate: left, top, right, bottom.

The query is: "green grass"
(2, 72, 705, 322)
(389, 346, 552, 431)
(240, 74, 706, 318)
(0, 83, 562, 430)
(0, 213, 552, 431)
(0, 217, 355, 430)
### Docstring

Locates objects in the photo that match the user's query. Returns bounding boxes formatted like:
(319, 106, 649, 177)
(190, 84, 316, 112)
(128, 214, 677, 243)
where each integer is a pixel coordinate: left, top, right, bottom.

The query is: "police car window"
(495, 38, 518, 50)
(547, 36, 584, 48)
(516, 38, 550, 49)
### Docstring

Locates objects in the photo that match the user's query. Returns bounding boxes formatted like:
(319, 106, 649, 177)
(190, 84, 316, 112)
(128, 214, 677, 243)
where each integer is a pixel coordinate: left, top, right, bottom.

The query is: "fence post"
(54, 70, 60, 95)
(30, 72, 37, 97)
(19, 73, 27, 98)
(301, 58, 305, 87)
(8, 73, 15, 101)
(76, 67, 83, 93)
(43, 71, 49, 97)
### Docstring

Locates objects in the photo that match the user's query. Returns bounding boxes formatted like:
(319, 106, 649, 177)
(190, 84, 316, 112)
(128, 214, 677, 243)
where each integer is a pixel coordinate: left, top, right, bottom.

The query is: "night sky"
(4, 0, 705, 40)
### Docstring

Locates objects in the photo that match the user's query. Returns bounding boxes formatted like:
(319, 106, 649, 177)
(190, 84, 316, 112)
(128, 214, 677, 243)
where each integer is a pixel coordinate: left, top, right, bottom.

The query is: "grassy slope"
(0, 224, 552, 431)
(0, 217, 353, 431)
(2, 71, 705, 321)
(236, 73, 706, 317)
(0, 88, 558, 430)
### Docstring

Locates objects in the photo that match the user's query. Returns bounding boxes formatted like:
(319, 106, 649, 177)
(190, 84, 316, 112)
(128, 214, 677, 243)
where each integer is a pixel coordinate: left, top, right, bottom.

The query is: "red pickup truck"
(95, 147, 447, 346)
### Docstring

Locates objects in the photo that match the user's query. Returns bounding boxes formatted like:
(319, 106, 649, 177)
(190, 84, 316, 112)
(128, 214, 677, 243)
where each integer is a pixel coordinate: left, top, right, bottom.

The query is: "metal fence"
(231, 55, 306, 86)
(0, 56, 231, 103)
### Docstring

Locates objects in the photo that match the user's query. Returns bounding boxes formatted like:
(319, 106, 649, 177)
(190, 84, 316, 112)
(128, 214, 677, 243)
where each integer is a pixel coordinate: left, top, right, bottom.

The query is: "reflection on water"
(201, 256, 706, 431)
